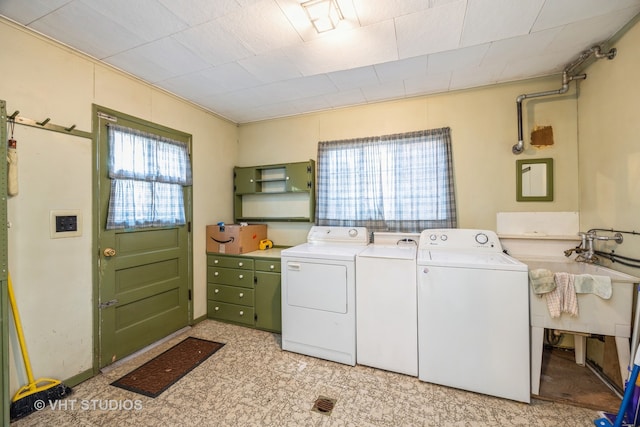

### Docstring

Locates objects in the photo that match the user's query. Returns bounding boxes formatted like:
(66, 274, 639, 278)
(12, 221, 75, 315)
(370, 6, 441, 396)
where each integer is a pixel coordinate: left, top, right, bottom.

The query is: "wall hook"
(8, 110, 19, 120)
(65, 124, 76, 132)
(37, 118, 51, 126)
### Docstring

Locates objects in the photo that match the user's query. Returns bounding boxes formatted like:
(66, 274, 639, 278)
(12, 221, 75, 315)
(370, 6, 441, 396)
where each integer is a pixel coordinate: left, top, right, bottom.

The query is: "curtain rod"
(8, 110, 91, 139)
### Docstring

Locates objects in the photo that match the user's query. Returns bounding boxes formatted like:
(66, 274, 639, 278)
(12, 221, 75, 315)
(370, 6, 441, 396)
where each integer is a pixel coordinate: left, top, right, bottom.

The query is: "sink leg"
(616, 335, 631, 387)
(574, 335, 586, 366)
(531, 326, 544, 395)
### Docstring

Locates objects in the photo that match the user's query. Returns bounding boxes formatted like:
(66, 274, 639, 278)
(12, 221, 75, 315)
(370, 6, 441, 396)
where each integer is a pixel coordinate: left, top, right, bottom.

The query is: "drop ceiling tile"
(395, 1, 466, 59)
(549, 7, 640, 54)
(460, 0, 545, 47)
(352, 0, 429, 26)
(327, 66, 379, 91)
(29, 1, 145, 59)
(324, 88, 368, 108)
(533, 0, 640, 32)
(157, 0, 241, 26)
(287, 20, 397, 76)
(427, 44, 489, 74)
(238, 50, 303, 83)
(482, 28, 561, 68)
(361, 80, 406, 102)
(404, 72, 451, 96)
(218, 0, 303, 55)
(449, 62, 505, 91)
(79, 0, 188, 42)
(265, 74, 338, 102)
(374, 55, 429, 83)
(0, 0, 70, 25)
(105, 37, 210, 83)
(172, 20, 253, 66)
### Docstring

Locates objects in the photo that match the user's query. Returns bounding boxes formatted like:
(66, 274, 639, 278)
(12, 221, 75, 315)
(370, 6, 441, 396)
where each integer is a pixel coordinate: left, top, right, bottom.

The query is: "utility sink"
(519, 256, 640, 395)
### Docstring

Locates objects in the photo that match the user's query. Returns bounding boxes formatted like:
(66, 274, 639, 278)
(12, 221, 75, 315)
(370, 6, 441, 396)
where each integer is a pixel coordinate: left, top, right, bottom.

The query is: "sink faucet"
(566, 230, 623, 263)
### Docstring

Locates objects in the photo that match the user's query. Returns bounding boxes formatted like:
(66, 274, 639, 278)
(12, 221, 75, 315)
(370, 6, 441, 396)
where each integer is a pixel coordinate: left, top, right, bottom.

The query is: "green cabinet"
(207, 253, 281, 333)
(233, 160, 315, 222)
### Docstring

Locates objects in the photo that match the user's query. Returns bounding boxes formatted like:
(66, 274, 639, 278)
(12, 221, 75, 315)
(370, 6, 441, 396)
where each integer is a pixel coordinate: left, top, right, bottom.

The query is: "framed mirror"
(516, 158, 553, 202)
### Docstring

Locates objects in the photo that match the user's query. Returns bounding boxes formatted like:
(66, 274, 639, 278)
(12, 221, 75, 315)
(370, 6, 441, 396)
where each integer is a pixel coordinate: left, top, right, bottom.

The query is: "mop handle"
(7, 273, 36, 385)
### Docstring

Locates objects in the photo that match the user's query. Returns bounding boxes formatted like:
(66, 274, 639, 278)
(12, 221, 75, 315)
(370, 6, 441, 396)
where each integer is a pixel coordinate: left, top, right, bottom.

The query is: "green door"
(94, 106, 192, 368)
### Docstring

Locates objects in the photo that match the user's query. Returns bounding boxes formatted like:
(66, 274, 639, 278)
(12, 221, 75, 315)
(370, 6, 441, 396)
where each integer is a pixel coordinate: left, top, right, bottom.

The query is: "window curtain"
(316, 127, 456, 232)
(106, 124, 192, 230)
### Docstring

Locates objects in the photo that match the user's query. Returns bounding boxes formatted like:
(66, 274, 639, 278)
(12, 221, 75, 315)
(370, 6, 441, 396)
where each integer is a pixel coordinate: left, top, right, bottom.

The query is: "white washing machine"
(281, 226, 369, 366)
(417, 229, 530, 403)
(356, 232, 420, 376)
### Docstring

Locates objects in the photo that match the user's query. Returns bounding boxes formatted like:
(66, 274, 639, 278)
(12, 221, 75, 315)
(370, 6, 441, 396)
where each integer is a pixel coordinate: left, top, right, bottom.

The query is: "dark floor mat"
(536, 347, 621, 413)
(111, 337, 225, 398)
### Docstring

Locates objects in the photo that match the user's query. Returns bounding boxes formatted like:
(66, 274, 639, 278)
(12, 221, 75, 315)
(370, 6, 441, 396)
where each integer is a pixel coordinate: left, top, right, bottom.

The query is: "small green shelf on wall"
(233, 160, 315, 222)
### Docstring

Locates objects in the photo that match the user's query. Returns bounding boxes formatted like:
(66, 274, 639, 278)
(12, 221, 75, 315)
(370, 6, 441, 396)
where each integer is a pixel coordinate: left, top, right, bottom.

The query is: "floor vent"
(311, 396, 336, 415)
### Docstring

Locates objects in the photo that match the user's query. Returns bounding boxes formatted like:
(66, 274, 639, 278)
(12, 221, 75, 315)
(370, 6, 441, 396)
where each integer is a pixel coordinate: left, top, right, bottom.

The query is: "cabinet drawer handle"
(239, 292, 244, 298)
(214, 306, 220, 311)
(239, 310, 244, 316)
(214, 288, 219, 293)
(239, 274, 244, 279)
(238, 262, 244, 267)
(270, 265, 275, 270)
(214, 259, 219, 264)
(214, 272, 219, 276)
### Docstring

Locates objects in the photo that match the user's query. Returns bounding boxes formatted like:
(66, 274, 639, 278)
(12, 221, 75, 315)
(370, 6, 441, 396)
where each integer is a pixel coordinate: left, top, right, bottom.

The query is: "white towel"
(574, 274, 612, 299)
(545, 272, 578, 318)
(528, 268, 556, 294)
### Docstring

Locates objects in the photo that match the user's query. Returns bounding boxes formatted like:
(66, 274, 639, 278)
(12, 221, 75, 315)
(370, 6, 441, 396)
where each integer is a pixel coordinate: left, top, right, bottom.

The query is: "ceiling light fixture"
(301, 0, 343, 33)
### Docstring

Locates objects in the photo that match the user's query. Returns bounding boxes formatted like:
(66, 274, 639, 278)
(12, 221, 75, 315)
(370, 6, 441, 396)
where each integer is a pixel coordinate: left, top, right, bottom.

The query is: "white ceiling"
(1, 0, 639, 124)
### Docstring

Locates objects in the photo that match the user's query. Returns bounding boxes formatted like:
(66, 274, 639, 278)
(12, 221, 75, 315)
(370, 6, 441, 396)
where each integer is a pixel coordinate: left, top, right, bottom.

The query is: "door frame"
(1, 100, 10, 426)
(91, 104, 193, 373)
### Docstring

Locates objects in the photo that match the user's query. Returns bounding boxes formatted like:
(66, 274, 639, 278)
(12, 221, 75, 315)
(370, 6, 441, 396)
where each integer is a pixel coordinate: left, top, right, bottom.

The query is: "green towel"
(528, 268, 556, 294)
(574, 274, 612, 299)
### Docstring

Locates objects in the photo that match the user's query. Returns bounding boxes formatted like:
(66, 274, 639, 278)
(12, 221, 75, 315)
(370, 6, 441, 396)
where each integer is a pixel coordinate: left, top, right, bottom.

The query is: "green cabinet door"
(234, 166, 258, 194)
(285, 161, 314, 192)
(254, 271, 281, 333)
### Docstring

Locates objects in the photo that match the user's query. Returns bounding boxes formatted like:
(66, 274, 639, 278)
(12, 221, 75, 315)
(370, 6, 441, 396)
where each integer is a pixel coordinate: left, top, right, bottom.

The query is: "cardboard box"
(206, 224, 267, 254)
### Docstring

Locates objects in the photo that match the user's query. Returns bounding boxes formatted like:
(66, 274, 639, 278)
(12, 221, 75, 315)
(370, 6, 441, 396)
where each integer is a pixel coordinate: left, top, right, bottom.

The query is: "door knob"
(103, 248, 116, 257)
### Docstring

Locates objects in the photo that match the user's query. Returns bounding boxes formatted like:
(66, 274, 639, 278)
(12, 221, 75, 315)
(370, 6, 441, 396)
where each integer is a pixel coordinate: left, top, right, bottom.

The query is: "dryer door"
(285, 260, 347, 313)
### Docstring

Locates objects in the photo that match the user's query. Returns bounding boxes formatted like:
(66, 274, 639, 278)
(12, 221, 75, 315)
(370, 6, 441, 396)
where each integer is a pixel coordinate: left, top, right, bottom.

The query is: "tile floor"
(12, 320, 602, 426)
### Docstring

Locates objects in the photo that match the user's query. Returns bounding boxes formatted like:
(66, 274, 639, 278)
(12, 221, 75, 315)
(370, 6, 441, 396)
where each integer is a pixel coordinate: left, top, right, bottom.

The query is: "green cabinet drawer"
(207, 267, 254, 288)
(255, 259, 281, 273)
(208, 300, 254, 326)
(208, 283, 254, 305)
(207, 255, 254, 270)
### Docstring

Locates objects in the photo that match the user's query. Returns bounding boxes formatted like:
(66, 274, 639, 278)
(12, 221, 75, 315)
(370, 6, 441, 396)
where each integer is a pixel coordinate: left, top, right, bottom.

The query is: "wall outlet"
(50, 210, 82, 238)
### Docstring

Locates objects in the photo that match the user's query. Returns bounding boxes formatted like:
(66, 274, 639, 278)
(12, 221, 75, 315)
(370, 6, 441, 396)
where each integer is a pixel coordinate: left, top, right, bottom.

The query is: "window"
(316, 127, 456, 232)
(106, 124, 192, 230)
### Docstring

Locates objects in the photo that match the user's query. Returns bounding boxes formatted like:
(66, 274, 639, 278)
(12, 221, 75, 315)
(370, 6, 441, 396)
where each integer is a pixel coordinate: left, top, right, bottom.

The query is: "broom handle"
(7, 273, 36, 385)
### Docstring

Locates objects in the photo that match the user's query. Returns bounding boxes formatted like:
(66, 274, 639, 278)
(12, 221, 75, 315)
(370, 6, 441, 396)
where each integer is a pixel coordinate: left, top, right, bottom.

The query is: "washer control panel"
(419, 229, 502, 252)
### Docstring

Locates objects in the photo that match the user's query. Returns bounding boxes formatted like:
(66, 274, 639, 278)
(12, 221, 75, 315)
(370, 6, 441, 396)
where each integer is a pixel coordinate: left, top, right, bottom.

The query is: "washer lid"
(357, 244, 416, 260)
(418, 250, 527, 271)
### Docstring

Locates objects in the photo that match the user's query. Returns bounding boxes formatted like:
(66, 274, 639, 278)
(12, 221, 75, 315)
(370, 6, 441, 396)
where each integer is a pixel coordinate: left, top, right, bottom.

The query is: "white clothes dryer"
(417, 229, 530, 403)
(281, 226, 369, 366)
(356, 232, 420, 376)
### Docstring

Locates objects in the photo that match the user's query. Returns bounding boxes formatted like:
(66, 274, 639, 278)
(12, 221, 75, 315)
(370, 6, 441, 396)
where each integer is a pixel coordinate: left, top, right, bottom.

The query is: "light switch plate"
(50, 209, 82, 239)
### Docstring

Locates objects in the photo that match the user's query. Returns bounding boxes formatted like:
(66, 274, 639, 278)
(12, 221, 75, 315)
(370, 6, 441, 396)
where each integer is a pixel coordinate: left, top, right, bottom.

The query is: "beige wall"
(0, 18, 238, 394)
(239, 76, 580, 246)
(577, 17, 640, 277)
